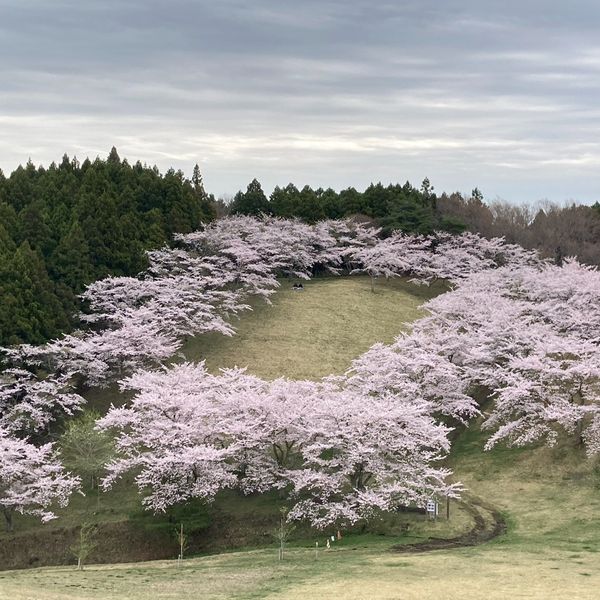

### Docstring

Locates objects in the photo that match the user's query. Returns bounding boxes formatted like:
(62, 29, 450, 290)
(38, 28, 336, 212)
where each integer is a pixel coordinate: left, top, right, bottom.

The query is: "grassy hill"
(183, 275, 446, 380)
(1, 274, 599, 598)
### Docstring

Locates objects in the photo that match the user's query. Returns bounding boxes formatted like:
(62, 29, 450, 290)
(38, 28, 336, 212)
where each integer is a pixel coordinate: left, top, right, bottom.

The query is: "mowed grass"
(183, 275, 445, 380)
(82, 276, 441, 411)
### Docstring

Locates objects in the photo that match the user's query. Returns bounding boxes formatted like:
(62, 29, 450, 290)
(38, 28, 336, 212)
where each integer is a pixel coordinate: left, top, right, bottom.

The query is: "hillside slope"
(3, 275, 598, 598)
(0, 276, 448, 570)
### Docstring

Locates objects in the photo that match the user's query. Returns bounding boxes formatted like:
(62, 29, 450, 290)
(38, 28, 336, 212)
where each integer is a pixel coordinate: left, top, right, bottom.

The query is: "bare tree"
(274, 508, 296, 561)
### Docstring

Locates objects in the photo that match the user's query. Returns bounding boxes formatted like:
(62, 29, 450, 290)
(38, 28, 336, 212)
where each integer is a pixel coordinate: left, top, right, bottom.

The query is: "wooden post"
(180, 523, 184, 562)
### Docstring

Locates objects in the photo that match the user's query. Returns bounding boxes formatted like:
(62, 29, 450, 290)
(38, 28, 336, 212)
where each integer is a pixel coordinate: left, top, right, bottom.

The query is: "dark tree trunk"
(3, 508, 13, 533)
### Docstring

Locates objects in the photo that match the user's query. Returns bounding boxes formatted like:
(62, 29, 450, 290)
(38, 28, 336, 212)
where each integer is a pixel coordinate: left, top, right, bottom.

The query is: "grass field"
(2, 275, 600, 598)
(183, 275, 445, 380)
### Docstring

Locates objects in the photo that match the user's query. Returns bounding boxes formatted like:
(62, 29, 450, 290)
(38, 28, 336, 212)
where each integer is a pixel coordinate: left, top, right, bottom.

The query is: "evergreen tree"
(339, 187, 365, 215)
(191, 164, 216, 221)
(270, 183, 300, 218)
(49, 221, 92, 292)
(363, 183, 392, 219)
(296, 185, 324, 223)
(0, 242, 68, 345)
(17, 201, 52, 256)
(0, 150, 220, 345)
(0, 224, 15, 257)
(230, 179, 271, 216)
(319, 188, 343, 219)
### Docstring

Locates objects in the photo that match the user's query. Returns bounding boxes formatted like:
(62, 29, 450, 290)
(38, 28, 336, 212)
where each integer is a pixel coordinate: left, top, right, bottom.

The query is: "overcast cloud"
(1, 0, 599, 202)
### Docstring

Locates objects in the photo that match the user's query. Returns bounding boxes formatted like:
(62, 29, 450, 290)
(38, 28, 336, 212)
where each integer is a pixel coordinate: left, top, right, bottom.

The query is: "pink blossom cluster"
(98, 362, 460, 528)
(404, 260, 600, 454)
(0, 426, 80, 530)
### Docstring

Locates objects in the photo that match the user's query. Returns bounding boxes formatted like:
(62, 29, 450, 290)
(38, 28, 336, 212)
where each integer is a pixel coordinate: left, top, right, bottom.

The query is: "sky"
(1, 0, 600, 203)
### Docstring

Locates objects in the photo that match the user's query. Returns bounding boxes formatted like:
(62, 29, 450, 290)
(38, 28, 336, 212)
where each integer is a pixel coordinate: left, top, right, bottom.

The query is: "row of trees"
(4, 146, 598, 348)
(351, 258, 600, 453)
(98, 363, 462, 528)
(0, 149, 215, 346)
(228, 180, 600, 266)
(226, 177, 459, 234)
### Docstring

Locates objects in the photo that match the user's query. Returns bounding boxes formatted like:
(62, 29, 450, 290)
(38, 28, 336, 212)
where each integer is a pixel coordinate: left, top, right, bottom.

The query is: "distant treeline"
(437, 191, 600, 267)
(226, 179, 600, 266)
(0, 148, 215, 346)
(224, 177, 457, 234)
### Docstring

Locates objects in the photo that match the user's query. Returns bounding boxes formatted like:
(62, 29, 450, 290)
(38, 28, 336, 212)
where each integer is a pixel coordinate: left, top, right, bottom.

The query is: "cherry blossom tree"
(417, 232, 540, 284)
(285, 382, 460, 528)
(410, 260, 600, 454)
(98, 362, 458, 527)
(349, 232, 431, 292)
(0, 367, 84, 434)
(97, 364, 263, 511)
(97, 364, 316, 509)
(505, 259, 600, 343)
(346, 335, 478, 423)
(0, 427, 80, 531)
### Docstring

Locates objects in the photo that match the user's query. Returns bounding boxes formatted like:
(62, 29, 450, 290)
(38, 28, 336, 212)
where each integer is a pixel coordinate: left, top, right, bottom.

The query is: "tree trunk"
(77, 557, 82, 571)
(574, 391, 586, 447)
(3, 509, 13, 533)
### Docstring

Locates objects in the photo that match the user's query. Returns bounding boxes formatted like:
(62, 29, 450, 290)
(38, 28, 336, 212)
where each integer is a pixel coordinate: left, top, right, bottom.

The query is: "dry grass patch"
(183, 276, 444, 380)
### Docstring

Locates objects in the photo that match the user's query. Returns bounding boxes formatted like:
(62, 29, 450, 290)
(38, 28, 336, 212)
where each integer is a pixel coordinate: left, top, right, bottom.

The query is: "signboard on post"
(426, 500, 439, 519)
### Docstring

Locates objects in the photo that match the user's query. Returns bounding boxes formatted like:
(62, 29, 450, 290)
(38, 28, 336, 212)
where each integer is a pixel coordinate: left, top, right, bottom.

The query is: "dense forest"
(0, 148, 215, 346)
(2, 148, 599, 347)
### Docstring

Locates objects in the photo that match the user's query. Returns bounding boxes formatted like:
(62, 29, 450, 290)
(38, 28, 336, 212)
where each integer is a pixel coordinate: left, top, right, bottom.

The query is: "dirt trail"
(390, 496, 506, 553)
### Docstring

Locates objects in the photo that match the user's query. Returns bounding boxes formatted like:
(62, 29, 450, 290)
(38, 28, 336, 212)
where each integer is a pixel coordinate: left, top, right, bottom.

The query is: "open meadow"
(183, 275, 446, 380)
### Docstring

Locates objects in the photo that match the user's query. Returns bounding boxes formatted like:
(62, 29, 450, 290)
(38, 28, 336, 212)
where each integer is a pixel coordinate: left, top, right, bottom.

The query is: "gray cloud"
(1, 0, 599, 202)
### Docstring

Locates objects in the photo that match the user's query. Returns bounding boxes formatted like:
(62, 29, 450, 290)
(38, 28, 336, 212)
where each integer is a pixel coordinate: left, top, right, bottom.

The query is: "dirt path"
(390, 496, 506, 553)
